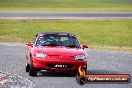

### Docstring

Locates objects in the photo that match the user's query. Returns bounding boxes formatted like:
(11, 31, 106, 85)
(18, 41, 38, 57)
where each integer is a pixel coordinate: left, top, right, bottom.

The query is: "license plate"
(54, 64, 67, 68)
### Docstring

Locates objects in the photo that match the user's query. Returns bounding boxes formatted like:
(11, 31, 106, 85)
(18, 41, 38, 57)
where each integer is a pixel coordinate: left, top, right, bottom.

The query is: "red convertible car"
(25, 32, 88, 76)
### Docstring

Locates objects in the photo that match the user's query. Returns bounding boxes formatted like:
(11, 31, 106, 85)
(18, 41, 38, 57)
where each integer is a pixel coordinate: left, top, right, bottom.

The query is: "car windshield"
(35, 34, 80, 48)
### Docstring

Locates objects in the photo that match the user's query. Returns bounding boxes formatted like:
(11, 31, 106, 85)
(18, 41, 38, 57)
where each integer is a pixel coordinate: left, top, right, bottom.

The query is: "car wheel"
(29, 67, 37, 76)
(25, 63, 30, 72)
(76, 76, 87, 85)
(29, 54, 37, 76)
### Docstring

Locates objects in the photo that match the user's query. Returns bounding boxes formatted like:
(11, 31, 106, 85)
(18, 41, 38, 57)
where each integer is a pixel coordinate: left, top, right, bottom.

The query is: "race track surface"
(0, 43, 132, 88)
(0, 12, 132, 19)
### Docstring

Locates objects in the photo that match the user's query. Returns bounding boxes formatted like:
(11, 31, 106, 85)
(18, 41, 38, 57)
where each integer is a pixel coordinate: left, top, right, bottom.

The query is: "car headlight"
(75, 55, 86, 60)
(35, 53, 47, 58)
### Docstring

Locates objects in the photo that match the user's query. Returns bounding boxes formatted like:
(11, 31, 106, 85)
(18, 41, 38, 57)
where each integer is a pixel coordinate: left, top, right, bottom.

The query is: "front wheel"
(29, 55, 37, 76)
(29, 67, 37, 76)
(76, 76, 87, 85)
(25, 63, 30, 72)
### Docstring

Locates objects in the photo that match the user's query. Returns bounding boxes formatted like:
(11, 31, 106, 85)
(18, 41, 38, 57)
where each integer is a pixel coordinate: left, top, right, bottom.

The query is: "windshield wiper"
(66, 45, 77, 48)
(42, 43, 59, 46)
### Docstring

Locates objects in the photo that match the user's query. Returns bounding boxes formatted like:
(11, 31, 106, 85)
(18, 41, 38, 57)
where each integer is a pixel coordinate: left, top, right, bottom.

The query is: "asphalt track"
(0, 43, 132, 88)
(0, 12, 132, 19)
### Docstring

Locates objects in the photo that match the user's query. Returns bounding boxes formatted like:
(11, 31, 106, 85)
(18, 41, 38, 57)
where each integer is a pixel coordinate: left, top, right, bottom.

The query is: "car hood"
(32, 46, 86, 56)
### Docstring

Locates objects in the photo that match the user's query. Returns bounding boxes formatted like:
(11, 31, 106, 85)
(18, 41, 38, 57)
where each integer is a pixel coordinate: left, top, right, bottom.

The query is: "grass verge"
(0, 19, 132, 52)
(0, 0, 132, 12)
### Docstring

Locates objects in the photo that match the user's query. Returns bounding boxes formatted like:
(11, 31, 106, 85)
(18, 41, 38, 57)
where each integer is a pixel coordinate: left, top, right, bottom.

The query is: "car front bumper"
(32, 57, 87, 71)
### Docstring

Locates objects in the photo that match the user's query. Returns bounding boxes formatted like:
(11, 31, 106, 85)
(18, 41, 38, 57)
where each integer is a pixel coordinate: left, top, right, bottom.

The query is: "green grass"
(0, 0, 132, 12)
(0, 19, 132, 50)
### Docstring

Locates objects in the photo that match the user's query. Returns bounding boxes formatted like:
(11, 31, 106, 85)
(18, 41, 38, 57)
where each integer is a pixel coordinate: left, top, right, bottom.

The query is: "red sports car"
(25, 32, 88, 76)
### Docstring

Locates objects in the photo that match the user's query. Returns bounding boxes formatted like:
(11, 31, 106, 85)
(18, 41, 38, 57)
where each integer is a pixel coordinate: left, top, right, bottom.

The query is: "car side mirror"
(26, 42, 33, 46)
(36, 34, 38, 37)
(82, 44, 88, 49)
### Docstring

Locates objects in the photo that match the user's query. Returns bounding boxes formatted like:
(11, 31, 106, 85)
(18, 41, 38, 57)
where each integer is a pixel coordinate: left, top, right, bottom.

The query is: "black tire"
(29, 54, 37, 76)
(29, 67, 37, 76)
(76, 76, 87, 85)
(25, 63, 30, 72)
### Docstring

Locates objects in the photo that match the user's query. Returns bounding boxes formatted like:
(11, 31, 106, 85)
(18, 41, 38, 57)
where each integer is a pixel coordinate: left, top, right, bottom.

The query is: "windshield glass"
(35, 34, 80, 48)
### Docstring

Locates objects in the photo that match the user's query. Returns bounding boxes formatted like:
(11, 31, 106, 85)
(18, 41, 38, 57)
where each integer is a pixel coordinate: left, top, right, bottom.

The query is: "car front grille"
(46, 64, 73, 68)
